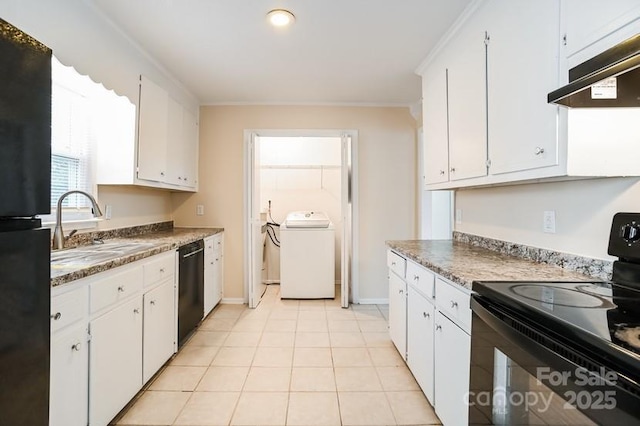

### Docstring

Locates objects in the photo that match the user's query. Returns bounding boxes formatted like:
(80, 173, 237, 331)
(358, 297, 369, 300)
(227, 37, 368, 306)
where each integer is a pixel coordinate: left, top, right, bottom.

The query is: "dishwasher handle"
(182, 247, 204, 258)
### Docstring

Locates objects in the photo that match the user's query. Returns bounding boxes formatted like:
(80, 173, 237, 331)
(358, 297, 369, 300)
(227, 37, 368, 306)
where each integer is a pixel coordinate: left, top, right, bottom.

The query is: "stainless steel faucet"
(52, 190, 103, 250)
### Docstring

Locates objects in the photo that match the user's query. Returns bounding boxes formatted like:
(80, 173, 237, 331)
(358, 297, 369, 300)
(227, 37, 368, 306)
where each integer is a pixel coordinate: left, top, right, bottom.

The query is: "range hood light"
(267, 9, 295, 27)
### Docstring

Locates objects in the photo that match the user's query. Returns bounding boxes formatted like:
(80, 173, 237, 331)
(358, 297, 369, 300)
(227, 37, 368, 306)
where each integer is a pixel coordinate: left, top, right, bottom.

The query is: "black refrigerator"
(0, 18, 52, 426)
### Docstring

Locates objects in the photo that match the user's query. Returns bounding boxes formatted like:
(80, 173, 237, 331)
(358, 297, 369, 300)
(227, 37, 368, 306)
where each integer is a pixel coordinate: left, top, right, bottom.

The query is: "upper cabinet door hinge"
(484, 31, 490, 45)
(485, 159, 492, 168)
(562, 34, 567, 46)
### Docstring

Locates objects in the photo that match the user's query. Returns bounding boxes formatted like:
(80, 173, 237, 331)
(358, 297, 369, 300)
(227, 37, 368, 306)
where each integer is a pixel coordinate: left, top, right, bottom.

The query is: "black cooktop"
(473, 280, 640, 359)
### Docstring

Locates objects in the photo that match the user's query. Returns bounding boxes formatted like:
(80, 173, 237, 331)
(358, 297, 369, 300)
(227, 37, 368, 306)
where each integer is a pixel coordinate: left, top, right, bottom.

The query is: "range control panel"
(608, 212, 640, 259)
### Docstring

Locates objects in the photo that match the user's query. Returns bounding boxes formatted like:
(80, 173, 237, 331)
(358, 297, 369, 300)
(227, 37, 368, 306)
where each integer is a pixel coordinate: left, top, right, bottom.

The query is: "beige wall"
(172, 105, 417, 302)
(96, 185, 173, 230)
(455, 177, 640, 261)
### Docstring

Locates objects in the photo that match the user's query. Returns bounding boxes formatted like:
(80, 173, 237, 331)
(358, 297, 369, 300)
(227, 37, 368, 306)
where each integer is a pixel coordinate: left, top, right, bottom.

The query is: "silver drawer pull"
(71, 342, 81, 352)
(118, 286, 125, 293)
(451, 300, 458, 309)
(423, 312, 430, 319)
(51, 312, 62, 321)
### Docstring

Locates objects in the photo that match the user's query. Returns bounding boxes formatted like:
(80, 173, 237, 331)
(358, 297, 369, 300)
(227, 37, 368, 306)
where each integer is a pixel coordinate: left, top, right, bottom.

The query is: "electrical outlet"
(455, 209, 462, 225)
(104, 205, 112, 220)
(543, 210, 556, 233)
(196, 204, 205, 216)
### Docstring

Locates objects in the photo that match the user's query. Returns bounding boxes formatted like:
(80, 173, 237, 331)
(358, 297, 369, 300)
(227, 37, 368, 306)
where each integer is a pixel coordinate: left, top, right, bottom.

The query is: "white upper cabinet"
(486, 0, 561, 175)
(419, 0, 640, 190)
(137, 75, 169, 183)
(422, 63, 449, 185)
(563, 0, 640, 63)
(446, 17, 488, 182)
(96, 75, 198, 192)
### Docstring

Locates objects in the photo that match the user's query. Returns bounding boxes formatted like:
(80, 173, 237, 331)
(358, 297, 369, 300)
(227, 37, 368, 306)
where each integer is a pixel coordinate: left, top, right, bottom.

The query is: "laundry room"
(259, 136, 343, 298)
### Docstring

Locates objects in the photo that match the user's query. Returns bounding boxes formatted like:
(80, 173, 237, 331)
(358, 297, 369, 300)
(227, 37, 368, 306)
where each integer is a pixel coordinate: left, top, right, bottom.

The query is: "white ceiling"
(90, 0, 471, 106)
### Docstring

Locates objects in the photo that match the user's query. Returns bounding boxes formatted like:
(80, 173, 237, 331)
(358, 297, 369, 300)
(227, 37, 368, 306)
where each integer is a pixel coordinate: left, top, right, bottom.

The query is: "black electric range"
(470, 213, 640, 425)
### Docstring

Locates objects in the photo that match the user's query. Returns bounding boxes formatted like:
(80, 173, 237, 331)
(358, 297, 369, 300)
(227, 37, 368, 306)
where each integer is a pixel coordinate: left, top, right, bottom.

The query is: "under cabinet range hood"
(548, 33, 640, 107)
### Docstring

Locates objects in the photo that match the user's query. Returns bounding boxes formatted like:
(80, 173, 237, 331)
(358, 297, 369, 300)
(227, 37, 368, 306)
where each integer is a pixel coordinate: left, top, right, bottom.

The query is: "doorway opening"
(244, 130, 358, 309)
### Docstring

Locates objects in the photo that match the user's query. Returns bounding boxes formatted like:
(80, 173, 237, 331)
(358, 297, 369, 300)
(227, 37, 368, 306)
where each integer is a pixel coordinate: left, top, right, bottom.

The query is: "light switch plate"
(196, 204, 205, 216)
(105, 205, 112, 220)
(455, 209, 462, 225)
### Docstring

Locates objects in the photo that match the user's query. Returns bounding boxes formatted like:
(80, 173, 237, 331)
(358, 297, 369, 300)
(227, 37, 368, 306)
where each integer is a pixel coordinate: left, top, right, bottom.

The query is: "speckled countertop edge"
(386, 237, 606, 291)
(51, 227, 223, 287)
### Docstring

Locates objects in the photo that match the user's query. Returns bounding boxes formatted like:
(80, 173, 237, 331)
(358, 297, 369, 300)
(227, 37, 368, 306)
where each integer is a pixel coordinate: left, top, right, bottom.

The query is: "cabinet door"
(388, 271, 407, 359)
(50, 325, 89, 426)
(447, 22, 488, 181)
(407, 286, 435, 404)
(434, 311, 471, 426)
(487, 0, 560, 175)
(205, 252, 223, 316)
(165, 97, 184, 186)
(89, 297, 143, 426)
(181, 108, 198, 188)
(422, 62, 450, 185)
(143, 280, 176, 383)
(137, 76, 168, 183)
(563, 0, 640, 59)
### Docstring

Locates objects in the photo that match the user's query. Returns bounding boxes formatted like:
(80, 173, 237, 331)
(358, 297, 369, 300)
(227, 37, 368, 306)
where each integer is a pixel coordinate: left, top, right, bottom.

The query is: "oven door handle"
(182, 248, 204, 258)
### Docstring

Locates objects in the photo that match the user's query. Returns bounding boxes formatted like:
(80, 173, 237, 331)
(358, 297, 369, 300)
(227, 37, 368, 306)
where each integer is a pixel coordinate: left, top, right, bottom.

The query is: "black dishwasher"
(178, 240, 204, 347)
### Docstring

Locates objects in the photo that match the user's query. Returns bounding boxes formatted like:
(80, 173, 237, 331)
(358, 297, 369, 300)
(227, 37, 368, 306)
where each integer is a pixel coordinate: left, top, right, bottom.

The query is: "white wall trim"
(202, 101, 415, 108)
(220, 298, 246, 305)
(356, 298, 389, 305)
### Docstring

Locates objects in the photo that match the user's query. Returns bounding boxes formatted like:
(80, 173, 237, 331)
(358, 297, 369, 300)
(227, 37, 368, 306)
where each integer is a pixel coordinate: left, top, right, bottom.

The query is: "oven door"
(469, 296, 640, 425)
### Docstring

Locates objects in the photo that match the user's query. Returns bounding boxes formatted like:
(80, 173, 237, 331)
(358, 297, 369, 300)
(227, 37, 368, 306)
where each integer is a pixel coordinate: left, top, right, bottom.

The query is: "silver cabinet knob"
(391, 261, 396, 266)
(399, 289, 404, 294)
(439, 170, 445, 175)
(150, 300, 156, 306)
(51, 312, 62, 321)
(160, 171, 165, 176)
(413, 275, 419, 281)
(71, 342, 81, 352)
(451, 301, 458, 308)
(159, 268, 165, 273)
(450, 167, 456, 173)
(133, 308, 140, 314)
(423, 312, 430, 319)
(435, 324, 442, 331)
(534, 147, 545, 155)
(118, 286, 125, 293)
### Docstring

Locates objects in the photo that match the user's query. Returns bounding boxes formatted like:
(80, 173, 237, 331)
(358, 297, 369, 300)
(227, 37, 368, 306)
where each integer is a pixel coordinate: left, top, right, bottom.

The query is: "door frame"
(243, 129, 359, 307)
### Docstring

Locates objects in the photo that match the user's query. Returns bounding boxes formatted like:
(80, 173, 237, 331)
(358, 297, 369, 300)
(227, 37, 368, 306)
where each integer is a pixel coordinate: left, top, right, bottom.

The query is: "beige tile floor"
(114, 285, 441, 426)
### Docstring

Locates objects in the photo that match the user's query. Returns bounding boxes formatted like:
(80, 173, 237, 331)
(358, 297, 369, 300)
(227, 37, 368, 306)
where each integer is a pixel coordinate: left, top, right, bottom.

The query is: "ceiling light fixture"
(267, 9, 295, 27)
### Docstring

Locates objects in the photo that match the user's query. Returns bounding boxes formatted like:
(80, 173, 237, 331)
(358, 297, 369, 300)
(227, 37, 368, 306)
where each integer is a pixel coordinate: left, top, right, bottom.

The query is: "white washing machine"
(280, 211, 335, 299)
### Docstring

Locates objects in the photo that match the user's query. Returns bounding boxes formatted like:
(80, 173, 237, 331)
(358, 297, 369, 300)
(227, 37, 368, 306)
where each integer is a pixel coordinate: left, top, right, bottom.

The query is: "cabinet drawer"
(387, 250, 406, 279)
(90, 266, 143, 314)
(51, 286, 89, 333)
(406, 260, 435, 299)
(205, 234, 223, 253)
(143, 251, 175, 288)
(435, 278, 471, 332)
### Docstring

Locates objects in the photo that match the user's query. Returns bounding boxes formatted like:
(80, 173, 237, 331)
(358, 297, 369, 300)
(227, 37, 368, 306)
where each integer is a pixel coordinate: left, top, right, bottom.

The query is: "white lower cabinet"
(388, 270, 407, 358)
(89, 296, 143, 426)
(50, 250, 179, 426)
(387, 249, 472, 426)
(407, 284, 435, 404)
(143, 279, 176, 383)
(50, 323, 89, 426)
(434, 310, 471, 426)
(204, 233, 224, 316)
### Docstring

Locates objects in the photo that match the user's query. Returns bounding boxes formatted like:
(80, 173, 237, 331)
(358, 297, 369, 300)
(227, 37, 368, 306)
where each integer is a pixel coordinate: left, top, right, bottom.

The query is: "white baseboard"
(263, 280, 280, 284)
(356, 298, 389, 305)
(220, 298, 245, 305)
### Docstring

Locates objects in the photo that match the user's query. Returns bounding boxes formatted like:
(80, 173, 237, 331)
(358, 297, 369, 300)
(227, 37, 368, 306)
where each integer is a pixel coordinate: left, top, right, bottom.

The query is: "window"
(40, 57, 96, 225)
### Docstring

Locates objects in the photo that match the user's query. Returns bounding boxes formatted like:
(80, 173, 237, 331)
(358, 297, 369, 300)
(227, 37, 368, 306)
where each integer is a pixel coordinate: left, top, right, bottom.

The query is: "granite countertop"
(386, 240, 600, 291)
(51, 227, 223, 287)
